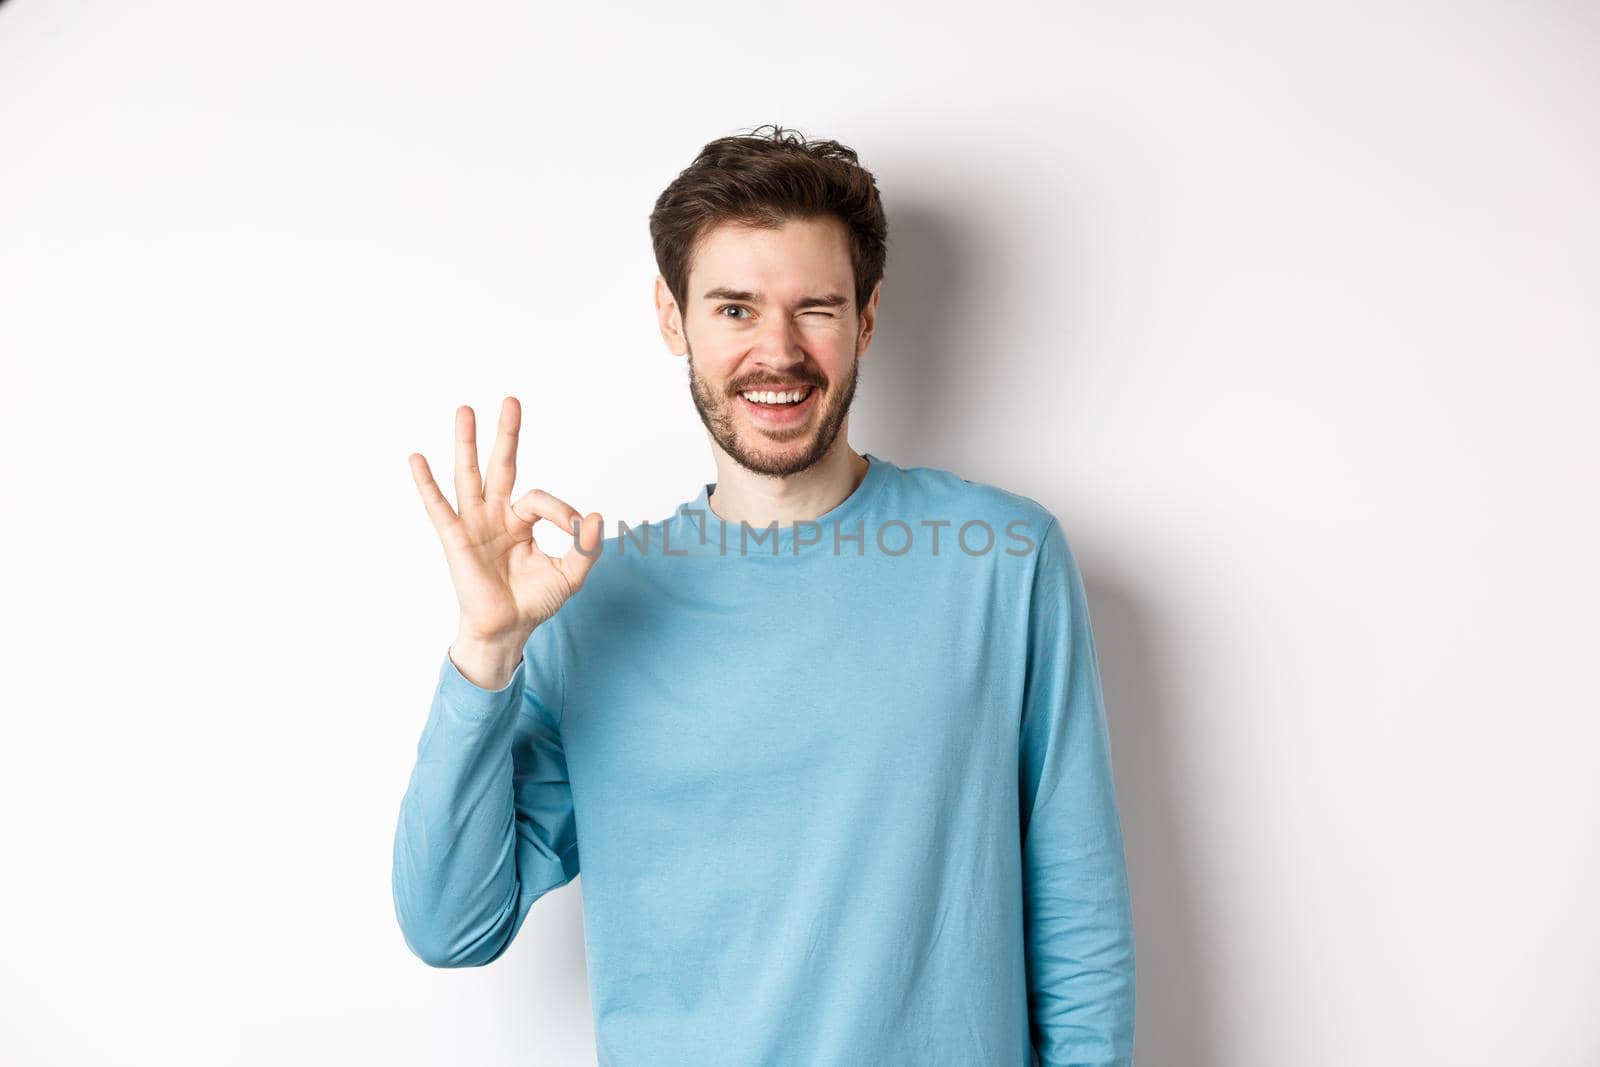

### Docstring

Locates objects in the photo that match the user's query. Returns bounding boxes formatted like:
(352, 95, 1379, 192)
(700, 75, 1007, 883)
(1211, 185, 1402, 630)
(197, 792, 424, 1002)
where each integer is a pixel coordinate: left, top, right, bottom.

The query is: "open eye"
(717, 305, 752, 320)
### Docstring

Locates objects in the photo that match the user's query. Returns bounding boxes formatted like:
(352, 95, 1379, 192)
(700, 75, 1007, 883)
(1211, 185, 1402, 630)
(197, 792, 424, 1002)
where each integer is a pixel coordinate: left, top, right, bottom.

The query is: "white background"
(1, 1, 1595, 1064)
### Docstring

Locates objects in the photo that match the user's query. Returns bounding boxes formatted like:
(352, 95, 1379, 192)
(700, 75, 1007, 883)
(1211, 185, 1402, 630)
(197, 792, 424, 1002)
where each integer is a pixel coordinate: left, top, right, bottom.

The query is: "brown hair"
(649, 124, 889, 320)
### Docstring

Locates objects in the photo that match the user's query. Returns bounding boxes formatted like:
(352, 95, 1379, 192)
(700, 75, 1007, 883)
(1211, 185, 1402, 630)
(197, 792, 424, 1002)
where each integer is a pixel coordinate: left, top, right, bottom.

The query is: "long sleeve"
(391, 623, 581, 968)
(1018, 517, 1137, 1065)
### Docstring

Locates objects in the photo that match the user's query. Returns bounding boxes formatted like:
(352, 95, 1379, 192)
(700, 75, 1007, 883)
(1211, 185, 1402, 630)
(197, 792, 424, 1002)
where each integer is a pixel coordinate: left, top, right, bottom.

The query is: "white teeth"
(741, 388, 810, 405)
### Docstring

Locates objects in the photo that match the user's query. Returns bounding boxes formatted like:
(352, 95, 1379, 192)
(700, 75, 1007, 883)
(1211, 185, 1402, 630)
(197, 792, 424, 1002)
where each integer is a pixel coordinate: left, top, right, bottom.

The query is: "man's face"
(658, 215, 879, 478)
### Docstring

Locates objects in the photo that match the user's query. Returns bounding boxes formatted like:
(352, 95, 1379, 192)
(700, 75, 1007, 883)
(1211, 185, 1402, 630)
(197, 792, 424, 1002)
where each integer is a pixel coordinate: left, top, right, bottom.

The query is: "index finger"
(509, 487, 584, 537)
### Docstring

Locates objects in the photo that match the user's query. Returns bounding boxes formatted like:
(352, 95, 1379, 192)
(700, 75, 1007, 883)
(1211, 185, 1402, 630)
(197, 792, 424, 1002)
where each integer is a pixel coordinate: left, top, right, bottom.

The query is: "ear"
(855, 279, 882, 359)
(654, 275, 688, 357)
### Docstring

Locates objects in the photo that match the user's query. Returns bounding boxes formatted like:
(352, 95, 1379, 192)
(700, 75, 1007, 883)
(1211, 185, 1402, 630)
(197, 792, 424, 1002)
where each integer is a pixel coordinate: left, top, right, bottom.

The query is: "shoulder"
(878, 457, 1059, 555)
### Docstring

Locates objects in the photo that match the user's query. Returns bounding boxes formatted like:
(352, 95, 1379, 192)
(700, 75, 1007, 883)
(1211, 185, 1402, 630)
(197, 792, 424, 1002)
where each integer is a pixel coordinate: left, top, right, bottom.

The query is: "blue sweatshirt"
(391, 453, 1136, 1065)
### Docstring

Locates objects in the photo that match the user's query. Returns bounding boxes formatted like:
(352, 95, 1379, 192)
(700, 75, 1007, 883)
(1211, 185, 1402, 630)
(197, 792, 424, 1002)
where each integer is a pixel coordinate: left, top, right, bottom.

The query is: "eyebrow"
(702, 287, 850, 311)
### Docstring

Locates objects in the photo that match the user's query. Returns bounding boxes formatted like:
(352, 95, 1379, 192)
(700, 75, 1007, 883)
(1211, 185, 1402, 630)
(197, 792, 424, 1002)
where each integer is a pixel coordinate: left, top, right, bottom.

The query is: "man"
(392, 125, 1137, 1065)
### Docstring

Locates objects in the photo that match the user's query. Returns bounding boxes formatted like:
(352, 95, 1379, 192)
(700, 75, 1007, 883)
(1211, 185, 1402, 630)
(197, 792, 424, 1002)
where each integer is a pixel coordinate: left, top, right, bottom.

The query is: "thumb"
(557, 512, 605, 590)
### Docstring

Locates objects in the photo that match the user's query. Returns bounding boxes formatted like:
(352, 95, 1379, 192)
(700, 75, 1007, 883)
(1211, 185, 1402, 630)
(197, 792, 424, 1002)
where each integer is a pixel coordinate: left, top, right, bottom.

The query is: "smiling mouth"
(735, 384, 819, 427)
(737, 385, 816, 407)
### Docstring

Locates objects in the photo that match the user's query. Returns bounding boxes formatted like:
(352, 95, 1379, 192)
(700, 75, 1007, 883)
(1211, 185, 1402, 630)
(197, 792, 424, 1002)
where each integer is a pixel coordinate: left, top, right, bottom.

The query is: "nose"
(748, 314, 807, 375)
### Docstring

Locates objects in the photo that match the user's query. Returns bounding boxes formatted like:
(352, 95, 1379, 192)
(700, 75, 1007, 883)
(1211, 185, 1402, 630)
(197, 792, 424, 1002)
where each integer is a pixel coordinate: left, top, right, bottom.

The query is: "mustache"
(729, 377, 824, 394)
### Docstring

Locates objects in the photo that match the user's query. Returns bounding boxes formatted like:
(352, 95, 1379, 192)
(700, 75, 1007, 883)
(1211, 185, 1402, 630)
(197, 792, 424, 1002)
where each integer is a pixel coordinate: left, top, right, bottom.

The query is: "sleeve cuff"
(436, 645, 527, 720)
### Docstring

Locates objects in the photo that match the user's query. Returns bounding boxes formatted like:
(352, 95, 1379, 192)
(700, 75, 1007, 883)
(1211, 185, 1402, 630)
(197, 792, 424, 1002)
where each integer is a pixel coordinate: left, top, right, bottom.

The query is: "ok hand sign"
(410, 397, 604, 652)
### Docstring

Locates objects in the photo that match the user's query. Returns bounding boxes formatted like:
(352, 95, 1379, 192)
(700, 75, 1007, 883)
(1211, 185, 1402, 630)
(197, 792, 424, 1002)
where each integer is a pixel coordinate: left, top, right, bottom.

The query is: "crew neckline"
(676, 452, 892, 559)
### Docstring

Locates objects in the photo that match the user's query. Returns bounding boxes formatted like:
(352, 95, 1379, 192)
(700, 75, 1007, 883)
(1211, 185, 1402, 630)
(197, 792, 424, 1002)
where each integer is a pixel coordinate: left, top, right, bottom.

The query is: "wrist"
(449, 628, 529, 691)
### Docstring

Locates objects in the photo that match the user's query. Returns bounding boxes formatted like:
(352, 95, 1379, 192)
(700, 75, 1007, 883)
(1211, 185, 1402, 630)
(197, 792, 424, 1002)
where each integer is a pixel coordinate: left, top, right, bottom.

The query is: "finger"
(409, 453, 460, 536)
(483, 396, 521, 501)
(453, 405, 484, 509)
(509, 487, 583, 536)
(557, 512, 606, 589)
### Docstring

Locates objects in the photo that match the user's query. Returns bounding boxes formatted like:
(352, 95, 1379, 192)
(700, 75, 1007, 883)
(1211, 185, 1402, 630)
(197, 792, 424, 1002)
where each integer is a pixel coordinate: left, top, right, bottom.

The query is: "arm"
(390, 628, 580, 968)
(392, 396, 599, 967)
(1019, 517, 1136, 1065)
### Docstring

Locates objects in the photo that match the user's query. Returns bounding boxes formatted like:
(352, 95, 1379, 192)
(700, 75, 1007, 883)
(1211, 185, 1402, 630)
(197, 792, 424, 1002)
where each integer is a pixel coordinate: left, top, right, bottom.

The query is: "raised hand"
(409, 397, 603, 686)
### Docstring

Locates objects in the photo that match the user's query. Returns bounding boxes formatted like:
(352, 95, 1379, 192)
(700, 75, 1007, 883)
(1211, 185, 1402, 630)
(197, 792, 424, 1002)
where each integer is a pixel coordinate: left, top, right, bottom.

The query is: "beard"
(684, 338, 860, 478)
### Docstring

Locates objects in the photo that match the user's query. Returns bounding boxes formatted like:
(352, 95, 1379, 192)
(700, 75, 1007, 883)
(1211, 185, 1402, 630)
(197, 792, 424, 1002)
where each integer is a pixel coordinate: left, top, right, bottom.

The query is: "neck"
(706, 441, 869, 528)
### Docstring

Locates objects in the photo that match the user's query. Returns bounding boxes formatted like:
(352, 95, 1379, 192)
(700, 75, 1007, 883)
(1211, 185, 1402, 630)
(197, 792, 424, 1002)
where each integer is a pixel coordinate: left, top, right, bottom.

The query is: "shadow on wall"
(1089, 568, 1221, 1066)
(849, 196, 975, 464)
